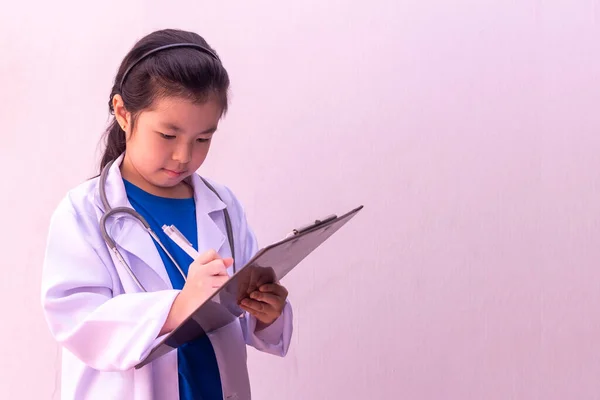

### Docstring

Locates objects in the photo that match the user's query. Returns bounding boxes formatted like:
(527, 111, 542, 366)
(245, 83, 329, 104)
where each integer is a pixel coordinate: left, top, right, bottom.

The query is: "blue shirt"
(123, 180, 223, 400)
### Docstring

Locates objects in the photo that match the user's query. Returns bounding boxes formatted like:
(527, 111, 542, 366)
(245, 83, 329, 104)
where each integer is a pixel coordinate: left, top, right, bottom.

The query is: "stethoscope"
(98, 159, 236, 292)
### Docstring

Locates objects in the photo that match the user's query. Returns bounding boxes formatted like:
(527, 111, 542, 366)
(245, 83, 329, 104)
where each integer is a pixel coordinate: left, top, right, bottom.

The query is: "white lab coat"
(41, 154, 293, 400)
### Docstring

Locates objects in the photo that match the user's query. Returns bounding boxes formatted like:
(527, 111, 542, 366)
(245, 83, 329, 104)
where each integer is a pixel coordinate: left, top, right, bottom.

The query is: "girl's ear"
(112, 94, 132, 136)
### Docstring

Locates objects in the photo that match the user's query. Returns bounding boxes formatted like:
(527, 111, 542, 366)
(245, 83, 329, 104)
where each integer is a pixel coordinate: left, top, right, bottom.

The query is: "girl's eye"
(196, 138, 211, 143)
(160, 133, 176, 140)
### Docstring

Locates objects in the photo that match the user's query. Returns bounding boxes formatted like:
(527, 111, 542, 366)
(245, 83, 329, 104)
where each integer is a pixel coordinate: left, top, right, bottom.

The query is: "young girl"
(41, 28, 293, 400)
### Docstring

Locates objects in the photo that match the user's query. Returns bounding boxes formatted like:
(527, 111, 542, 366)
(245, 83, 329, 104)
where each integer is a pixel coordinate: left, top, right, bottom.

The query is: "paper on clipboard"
(135, 205, 364, 369)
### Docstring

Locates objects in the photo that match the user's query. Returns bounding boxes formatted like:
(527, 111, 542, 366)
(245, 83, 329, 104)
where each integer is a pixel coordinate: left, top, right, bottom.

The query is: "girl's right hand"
(183, 249, 233, 306)
(160, 249, 233, 335)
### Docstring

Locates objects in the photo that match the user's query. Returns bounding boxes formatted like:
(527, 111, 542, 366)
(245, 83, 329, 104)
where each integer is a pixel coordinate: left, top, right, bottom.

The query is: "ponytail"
(100, 119, 126, 172)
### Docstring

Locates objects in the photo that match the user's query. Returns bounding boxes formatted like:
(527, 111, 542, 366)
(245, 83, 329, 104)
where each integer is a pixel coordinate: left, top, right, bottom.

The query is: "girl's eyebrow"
(159, 122, 217, 135)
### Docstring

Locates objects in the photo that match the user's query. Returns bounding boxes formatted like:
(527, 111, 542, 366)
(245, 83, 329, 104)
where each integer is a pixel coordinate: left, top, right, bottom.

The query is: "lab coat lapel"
(114, 216, 173, 290)
(190, 173, 227, 256)
(95, 154, 172, 289)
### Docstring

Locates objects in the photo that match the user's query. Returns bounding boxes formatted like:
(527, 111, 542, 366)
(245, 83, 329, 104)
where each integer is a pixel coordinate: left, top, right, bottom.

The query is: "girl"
(41, 28, 293, 400)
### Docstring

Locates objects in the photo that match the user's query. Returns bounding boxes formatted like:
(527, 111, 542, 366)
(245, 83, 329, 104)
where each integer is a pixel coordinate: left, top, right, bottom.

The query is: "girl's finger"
(239, 304, 268, 318)
(249, 291, 282, 308)
(259, 283, 288, 298)
(240, 298, 267, 313)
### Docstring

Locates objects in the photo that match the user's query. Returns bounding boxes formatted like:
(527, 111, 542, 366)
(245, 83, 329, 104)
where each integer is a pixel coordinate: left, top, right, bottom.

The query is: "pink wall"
(1, 0, 599, 398)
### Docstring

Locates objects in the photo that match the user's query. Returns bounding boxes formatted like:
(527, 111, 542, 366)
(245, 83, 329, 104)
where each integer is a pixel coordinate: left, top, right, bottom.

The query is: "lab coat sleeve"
(226, 190, 293, 357)
(41, 200, 179, 372)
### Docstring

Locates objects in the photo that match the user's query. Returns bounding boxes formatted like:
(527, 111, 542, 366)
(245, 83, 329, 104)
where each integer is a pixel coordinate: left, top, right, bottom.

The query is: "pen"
(162, 224, 200, 259)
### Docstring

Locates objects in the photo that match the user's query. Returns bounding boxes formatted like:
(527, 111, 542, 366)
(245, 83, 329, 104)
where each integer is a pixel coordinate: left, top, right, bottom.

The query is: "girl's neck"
(120, 157, 193, 199)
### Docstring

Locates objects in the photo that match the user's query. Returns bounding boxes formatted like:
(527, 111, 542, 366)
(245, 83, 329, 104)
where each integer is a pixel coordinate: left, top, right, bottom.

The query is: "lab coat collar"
(94, 153, 227, 290)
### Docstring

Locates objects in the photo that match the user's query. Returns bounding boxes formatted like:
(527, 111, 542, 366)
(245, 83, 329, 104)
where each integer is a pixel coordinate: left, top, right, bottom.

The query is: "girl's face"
(115, 95, 223, 197)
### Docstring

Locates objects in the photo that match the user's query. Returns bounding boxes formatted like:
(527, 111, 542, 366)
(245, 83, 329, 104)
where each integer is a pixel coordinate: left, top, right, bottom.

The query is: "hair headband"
(119, 42, 220, 91)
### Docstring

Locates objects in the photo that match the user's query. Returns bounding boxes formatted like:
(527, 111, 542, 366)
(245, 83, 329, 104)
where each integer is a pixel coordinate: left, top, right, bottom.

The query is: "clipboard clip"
(288, 214, 337, 237)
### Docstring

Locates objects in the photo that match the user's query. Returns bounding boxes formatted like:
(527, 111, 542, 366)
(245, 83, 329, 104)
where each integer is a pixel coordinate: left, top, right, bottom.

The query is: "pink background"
(1, 0, 600, 398)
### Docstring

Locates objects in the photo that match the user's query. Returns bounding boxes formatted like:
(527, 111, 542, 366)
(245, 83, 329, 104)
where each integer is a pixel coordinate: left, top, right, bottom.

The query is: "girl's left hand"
(240, 283, 288, 328)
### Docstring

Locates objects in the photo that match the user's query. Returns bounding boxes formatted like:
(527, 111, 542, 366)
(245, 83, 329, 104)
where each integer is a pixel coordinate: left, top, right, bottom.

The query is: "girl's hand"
(184, 249, 232, 305)
(239, 283, 288, 328)
(161, 250, 232, 335)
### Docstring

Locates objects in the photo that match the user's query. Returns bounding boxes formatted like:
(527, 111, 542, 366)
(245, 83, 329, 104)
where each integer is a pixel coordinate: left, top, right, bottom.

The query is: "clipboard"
(135, 205, 363, 369)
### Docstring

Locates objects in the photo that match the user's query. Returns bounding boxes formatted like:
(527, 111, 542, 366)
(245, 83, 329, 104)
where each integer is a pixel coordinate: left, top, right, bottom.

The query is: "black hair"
(99, 29, 230, 172)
